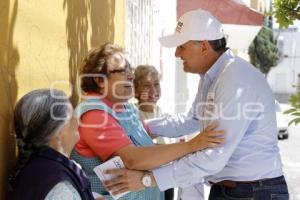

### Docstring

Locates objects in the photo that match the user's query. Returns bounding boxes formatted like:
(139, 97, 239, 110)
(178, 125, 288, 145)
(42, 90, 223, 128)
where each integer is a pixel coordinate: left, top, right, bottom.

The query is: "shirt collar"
(204, 49, 234, 82)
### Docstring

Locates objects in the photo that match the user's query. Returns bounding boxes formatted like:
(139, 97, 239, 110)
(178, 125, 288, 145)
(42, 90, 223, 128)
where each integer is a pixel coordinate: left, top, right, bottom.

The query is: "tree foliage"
(284, 85, 300, 126)
(248, 26, 279, 75)
(272, 0, 300, 28)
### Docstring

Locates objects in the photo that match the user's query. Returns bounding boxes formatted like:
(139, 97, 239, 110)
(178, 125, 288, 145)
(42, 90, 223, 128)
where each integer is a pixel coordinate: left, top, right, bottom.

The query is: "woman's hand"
(188, 122, 225, 152)
(103, 168, 146, 195)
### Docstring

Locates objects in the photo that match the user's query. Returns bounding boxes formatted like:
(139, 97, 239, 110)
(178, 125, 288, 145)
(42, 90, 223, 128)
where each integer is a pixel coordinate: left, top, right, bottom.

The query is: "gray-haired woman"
(8, 89, 102, 200)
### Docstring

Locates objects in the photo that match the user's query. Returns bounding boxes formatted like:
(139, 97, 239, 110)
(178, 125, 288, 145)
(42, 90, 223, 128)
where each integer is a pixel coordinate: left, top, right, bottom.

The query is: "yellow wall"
(0, 0, 124, 198)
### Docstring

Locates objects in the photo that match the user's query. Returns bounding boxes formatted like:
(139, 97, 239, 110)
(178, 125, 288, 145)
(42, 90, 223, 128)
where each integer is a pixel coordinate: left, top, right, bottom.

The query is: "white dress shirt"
(148, 49, 283, 192)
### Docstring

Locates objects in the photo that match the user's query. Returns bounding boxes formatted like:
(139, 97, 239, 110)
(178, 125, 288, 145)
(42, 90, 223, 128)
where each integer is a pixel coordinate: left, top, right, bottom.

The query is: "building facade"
(0, 1, 125, 199)
(267, 28, 300, 103)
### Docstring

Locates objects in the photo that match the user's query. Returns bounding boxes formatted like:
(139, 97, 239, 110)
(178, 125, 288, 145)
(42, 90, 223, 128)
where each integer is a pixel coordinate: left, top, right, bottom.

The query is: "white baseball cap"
(159, 9, 225, 48)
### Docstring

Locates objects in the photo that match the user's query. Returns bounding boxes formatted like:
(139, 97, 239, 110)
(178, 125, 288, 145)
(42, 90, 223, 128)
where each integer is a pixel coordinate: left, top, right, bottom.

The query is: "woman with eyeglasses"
(71, 43, 225, 200)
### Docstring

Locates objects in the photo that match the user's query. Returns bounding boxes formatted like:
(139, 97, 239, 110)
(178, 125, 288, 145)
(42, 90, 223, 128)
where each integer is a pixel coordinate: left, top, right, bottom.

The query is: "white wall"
(157, 0, 177, 114)
(267, 30, 300, 94)
(124, 0, 177, 114)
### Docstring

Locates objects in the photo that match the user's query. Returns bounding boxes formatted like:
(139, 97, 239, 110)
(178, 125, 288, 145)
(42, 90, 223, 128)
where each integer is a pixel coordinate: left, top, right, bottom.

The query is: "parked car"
(275, 101, 290, 140)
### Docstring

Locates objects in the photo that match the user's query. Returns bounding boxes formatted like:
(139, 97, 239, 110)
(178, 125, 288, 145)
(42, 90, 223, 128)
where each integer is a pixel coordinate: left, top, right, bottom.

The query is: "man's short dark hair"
(208, 37, 227, 52)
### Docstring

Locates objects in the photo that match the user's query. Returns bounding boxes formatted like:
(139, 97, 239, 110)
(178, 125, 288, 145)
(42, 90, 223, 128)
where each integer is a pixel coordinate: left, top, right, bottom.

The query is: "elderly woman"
(134, 65, 174, 200)
(9, 89, 100, 200)
(71, 43, 224, 200)
(133, 64, 169, 142)
(134, 65, 164, 120)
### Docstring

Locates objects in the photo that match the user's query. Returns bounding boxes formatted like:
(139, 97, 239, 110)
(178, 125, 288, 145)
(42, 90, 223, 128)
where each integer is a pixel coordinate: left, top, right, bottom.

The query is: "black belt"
(210, 176, 284, 188)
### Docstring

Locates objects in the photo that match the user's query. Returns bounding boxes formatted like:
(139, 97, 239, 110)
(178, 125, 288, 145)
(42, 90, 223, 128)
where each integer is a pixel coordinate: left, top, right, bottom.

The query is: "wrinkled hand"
(189, 122, 225, 152)
(103, 168, 145, 195)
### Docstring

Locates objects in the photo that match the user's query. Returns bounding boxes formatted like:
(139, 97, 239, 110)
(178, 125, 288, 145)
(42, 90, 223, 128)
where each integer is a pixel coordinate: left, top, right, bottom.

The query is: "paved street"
(278, 125, 300, 200)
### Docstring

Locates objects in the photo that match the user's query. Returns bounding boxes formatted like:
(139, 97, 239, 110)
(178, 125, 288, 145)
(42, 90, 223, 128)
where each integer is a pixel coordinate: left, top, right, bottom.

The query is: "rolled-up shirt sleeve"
(152, 82, 258, 190)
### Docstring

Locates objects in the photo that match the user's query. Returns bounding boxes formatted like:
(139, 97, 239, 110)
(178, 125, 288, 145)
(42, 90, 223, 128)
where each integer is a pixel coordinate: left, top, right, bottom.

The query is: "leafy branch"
(285, 84, 300, 126)
(271, 0, 300, 28)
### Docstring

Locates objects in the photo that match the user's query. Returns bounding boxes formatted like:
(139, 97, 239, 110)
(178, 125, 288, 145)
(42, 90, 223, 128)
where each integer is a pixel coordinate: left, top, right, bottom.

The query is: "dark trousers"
(209, 176, 289, 200)
(165, 188, 174, 200)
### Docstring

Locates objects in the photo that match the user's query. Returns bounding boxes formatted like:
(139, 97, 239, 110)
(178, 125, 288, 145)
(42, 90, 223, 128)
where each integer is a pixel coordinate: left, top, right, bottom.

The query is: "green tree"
(248, 26, 280, 76)
(284, 84, 300, 126)
(272, 0, 300, 28)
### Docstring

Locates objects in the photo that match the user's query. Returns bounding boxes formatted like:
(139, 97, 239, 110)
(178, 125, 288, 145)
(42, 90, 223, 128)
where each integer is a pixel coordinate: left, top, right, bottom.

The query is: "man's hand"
(103, 168, 146, 195)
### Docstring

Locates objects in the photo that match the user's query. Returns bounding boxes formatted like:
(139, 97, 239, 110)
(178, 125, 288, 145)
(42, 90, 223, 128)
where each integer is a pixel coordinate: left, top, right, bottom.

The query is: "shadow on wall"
(63, 0, 115, 105)
(0, 0, 19, 199)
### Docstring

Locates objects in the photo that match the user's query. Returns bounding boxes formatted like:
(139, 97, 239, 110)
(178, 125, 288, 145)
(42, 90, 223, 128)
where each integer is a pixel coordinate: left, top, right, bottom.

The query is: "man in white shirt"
(104, 9, 289, 200)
